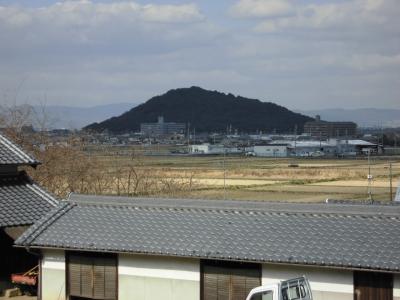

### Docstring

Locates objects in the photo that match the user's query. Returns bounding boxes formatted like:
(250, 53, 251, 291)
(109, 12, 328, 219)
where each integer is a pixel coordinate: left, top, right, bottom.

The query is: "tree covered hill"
(84, 86, 312, 133)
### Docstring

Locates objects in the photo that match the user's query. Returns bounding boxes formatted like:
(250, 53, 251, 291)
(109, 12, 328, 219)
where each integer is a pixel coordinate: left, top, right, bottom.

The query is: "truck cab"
(246, 276, 313, 300)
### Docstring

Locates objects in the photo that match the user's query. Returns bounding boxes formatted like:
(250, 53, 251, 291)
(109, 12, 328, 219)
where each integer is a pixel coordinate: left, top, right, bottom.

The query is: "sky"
(0, 0, 399, 110)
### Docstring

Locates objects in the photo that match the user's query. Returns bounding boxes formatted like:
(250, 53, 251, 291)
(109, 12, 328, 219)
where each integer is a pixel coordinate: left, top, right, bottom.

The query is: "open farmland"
(88, 147, 400, 202)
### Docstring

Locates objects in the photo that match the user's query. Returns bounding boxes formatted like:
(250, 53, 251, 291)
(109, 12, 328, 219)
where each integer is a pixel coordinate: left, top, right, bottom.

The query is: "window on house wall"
(67, 252, 117, 300)
(201, 260, 261, 300)
(354, 271, 393, 300)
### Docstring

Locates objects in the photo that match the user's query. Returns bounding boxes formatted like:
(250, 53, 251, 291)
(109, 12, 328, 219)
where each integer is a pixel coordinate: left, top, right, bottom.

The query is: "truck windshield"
(249, 291, 274, 300)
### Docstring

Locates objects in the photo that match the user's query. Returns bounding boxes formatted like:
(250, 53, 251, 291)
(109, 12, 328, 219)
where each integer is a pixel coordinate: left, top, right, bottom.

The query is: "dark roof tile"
(0, 171, 58, 227)
(16, 195, 400, 272)
(0, 133, 39, 166)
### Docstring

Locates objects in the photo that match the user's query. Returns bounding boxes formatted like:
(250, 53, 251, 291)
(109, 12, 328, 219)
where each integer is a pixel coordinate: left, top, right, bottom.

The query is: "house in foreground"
(0, 133, 58, 295)
(16, 194, 400, 300)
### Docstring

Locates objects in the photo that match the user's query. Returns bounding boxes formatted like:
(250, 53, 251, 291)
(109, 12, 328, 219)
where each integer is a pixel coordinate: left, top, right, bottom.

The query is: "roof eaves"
(19, 244, 400, 274)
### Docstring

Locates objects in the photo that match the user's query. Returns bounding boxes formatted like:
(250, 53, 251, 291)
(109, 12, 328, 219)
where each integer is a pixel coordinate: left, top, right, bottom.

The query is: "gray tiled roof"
(0, 171, 58, 227)
(0, 133, 39, 166)
(16, 194, 400, 272)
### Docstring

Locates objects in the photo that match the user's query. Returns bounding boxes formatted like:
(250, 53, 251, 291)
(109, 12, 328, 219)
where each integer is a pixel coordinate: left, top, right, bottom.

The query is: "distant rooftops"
(16, 194, 400, 272)
(0, 132, 40, 167)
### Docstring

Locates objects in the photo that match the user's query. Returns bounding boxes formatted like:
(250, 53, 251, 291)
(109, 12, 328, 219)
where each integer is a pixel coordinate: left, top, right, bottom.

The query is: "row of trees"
(0, 104, 196, 198)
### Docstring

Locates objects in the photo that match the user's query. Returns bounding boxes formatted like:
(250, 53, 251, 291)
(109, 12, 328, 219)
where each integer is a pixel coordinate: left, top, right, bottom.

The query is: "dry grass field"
(89, 148, 400, 203)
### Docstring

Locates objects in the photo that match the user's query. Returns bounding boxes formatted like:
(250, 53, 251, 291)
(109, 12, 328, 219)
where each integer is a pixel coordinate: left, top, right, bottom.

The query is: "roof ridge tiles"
(0, 132, 40, 166)
(15, 201, 74, 246)
(14, 197, 400, 272)
(70, 199, 400, 220)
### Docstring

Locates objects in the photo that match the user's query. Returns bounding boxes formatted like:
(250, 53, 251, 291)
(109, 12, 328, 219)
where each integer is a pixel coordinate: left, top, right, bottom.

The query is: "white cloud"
(0, 0, 399, 110)
(229, 0, 400, 36)
(230, 0, 293, 18)
(0, 1, 204, 28)
(141, 4, 204, 23)
(349, 53, 400, 70)
(246, 0, 400, 33)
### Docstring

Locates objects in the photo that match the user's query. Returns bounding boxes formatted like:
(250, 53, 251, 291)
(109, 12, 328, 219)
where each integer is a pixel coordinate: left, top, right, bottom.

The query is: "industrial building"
(191, 138, 377, 157)
(190, 143, 241, 155)
(304, 115, 357, 138)
(253, 144, 288, 157)
(140, 116, 185, 136)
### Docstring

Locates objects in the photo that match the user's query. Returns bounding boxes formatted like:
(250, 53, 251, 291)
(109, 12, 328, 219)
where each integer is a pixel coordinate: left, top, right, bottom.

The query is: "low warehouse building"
(16, 194, 400, 300)
(253, 144, 288, 157)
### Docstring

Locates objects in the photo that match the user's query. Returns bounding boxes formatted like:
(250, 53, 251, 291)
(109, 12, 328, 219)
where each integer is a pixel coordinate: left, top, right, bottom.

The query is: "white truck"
(246, 276, 313, 300)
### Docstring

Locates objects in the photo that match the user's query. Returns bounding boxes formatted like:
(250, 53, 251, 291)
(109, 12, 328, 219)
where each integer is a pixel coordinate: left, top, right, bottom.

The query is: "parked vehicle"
(11, 265, 38, 296)
(246, 276, 313, 300)
(310, 151, 324, 157)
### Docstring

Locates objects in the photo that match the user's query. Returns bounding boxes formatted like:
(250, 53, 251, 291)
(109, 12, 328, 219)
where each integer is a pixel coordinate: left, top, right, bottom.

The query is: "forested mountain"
(85, 87, 312, 133)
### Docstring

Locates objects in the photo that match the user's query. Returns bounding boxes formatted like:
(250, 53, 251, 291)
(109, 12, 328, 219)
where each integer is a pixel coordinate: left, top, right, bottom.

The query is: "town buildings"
(140, 116, 185, 136)
(190, 138, 378, 157)
(304, 115, 357, 139)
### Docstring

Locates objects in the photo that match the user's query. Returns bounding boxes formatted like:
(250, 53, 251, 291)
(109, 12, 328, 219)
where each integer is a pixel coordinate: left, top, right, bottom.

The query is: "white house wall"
(41, 249, 66, 300)
(118, 254, 200, 300)
(394, 274, 400, 300)
(262, 264, 353, 300)
(39, 250, 399, 300)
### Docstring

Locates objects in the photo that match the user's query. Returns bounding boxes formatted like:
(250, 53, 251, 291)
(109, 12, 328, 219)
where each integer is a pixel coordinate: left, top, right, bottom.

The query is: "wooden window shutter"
(202, 262, 261, 300)
(104, 257, 117, 300)
(203, 268, 218, 300)
(216, 271, 230, 300)
(68, 255, 82, 296)
(231, 268, 260, 300)
(93, 261, 106, 299)
(204, 266, 230, 300)
(80, 256, 93, 298)
(231, 273, 247, 300)
(67, 252, 117, 300)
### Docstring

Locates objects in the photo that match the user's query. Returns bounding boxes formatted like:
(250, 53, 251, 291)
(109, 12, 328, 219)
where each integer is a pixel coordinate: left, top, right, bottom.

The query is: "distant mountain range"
(33, 94, 399, 130)
(298, 108, 400, 128)
(33, 103, 133, 129)
(84, 86, 313, 133)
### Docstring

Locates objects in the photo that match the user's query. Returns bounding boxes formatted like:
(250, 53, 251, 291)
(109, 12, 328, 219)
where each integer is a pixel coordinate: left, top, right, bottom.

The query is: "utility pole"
(389, 162, 393, 202)
(294, 124, 297, 157)
(367, 150, 373, 203)
(223, 148, 226, 200)
(187, 122, 190, 150)
(319, 131, 322, 148)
